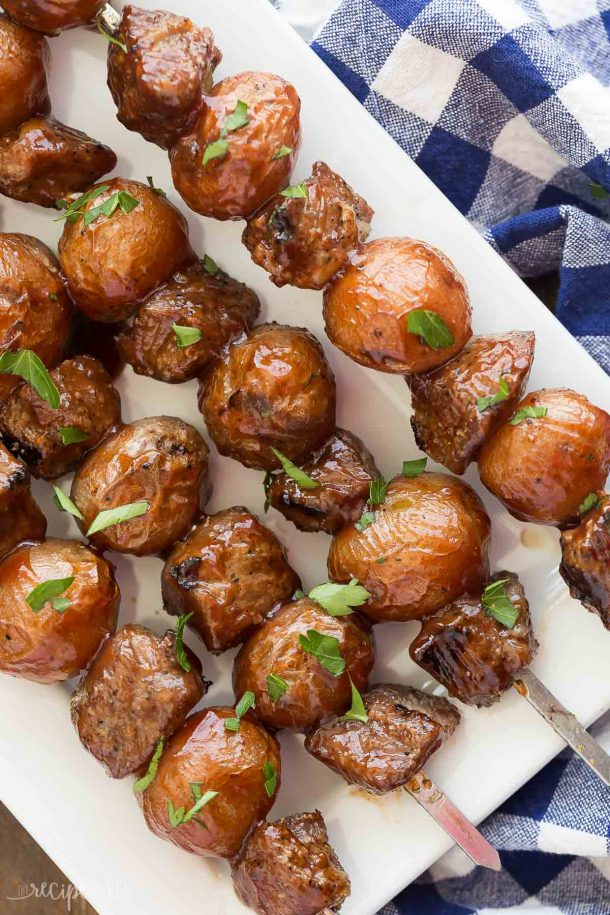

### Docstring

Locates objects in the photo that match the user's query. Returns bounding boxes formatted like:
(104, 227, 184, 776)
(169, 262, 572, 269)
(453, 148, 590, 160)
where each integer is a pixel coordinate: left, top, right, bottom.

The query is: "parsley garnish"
(167, 785, 218, 827)
(53, 486, 84, 521)
(481, 579, 519, 628)
(299, 630, 346, 677)
(369, 477, 389, 506)
(59, 426, 88, 445)
(26, 577, 74, 614)
(202, 254, 219, 275)
(355, 511, 376, 532)
(175, 612, 194, 672)
(80, 190, 139, 227)
(308, 580, 370, 617)
(55, 184, 110, 223)
(579, 492, 600, 516)
(225, 691, 256, 732)
(263, 761, 277, 797)
(0, 350, 60, 409)
(146, 176, 166, 197)
(87, 500, 149, 536)
(340, 677, 368, 723)
(133, 739, 163, 792)
(202, 139, 228, 167)
(402, 457, 427, 477)
(270, 447, 318, 489)
(407, 310, 454, 349)
(172, 324, 202, 348)
(280, 183, 308, 199)
(272, 146, 293, 160)
(266, 673, 289, 702)
(202, 100, 249, 167)
(477, 377, 510, 413)
(509, 405, 547, 425)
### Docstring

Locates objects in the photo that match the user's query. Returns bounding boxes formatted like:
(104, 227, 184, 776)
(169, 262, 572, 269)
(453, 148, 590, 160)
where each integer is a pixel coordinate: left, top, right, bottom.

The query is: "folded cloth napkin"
(272, 1, 610, 912)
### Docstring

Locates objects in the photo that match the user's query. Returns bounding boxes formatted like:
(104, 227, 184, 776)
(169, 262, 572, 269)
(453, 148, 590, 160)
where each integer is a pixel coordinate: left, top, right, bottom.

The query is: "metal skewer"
(99, 3, 121, 32)
(405, 770, 501, 871)
(514, 668, 610, 786)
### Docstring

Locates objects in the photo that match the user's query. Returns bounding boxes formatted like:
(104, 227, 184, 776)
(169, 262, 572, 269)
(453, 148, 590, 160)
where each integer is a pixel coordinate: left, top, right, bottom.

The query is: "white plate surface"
(1, 2, 610, 914)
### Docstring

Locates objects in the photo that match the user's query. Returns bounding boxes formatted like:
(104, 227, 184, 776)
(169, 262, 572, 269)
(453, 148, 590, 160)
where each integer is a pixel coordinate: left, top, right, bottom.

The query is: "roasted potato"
(71, 623, 207, 778)
(170, 71, 301, 220)
(1, 0, 104, 31)
(162, 506, 300, 653)
(117, 260, 260, 384)
(108, 4, 221, 149)
(70, 416, 210, 556)
(0, 443, 46, 560)
(138, 706, 281, 858)
(232, 598, 375, 732)
(0, 13, 49, 136)
(478, 388, 610, 527)
(323, 237, 472, 374)
(0, 355, 121, 479)
(560, 492, 610, 629)
(408, 332, 535, 474)
(58, 178, 194, 322)
(199, 323, 336, 471)
(0, 538, 119, 683)
(0, 118, 117, 208)
(328, 472, 491, 622)
(231, 811, 351, 915)
(242, 161, 373, 289)
(266, 429, 379, 534)
(410, 571, 538, 707)
(0, 233, 72, 402)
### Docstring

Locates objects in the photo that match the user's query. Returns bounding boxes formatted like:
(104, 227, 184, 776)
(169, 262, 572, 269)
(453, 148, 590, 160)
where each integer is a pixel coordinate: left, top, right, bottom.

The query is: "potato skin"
(0, 233, 72, 402)
(323, 237, 472, 374)
(0, 356, 121, 480)
(0, 118, 117, 209)
(162, 507, 300, 653)
(0, 13, 49, 136)
(266, 429, 379, 534)
(328, 472, 491, 623)
(108, 4, 221, 149)
(231, 811, 351, 915)
(58, 178, 194, 322)
(560, 492, 610, 629)
(1, 0, 103, 31)
(199, 324, 336, 471)
(71, 624, 206, 779)
(410, 572, 538, 707)
(0, 538, 119, 684)
(0, 444, 46, 560)
(408, 332, 535, 474)
(138, 707, 281, 859)
(70, 416, 210, 556)
(478, 388, 610, 527)
(117, 260, 260, 384)
(170, 71, 301, 221)
(243, 161, 373, 289)
(232, 598, 375, 732)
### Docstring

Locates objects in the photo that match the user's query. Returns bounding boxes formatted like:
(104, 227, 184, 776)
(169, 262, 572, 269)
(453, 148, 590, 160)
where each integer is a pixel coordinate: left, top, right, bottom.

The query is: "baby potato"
(0, 13, 49, 135)
(138, 707, 281, 858)
(0, 444, 46, 560)
(323, 237, 472, 374)
(232, 598, 375, 733)
(1, 0, 104, 31)
(71, 416, 210, 556)
(478, 388, 610, 527)
(0, 538, 119, 684)
(199, 323, 336, 471)
(0, 233, 72, 402)
(117, 260, 260, 384)
(58, 178, 194, 322)
(408, 332, 535, 474)
(170, 71, 301, 220)
(328, 472, 491, 622)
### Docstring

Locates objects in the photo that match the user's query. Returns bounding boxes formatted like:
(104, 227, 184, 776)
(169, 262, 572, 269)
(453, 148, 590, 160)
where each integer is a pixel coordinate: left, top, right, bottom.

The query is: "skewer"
(514, 669, 610, 786)
(99, 3, 120, 32)
(405, 770, 501, 870)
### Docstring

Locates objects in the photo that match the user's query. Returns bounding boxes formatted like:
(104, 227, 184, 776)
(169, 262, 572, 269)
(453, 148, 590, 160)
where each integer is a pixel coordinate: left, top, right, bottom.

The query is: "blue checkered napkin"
(311, 0, 610, 372)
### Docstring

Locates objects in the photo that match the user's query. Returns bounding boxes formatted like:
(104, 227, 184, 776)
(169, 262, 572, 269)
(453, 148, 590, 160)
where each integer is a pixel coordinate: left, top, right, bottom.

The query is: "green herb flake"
(54, 184, 111, 223)
(146, 176, 166, 197)
(225, 691, 256, 732)
(48, 292, 58, 301)
(96, 16, 128, 52)
(26, 577, 74, 614)
(579, 492, 601, 516)
(0, 350, 60, 409)
(376, 556, 387, 564)
(223, 99, 249, 135)
(133, 739, 164, 793)
(263, 761, 277, 797)
(298, 629, 346, 677)
(82, 190, 139, 227)
(308, 579, 370, 617)
(509, 405, 547, 426)
(293, 589, 305, 600)
(202, 254, 219, 275)
(175, 612, 194, 673)
(202, 138, 229, 167)
(53, 486, 84, 521)
(476, 377, 511, 413)
(369, 476, 390, 506)
(59, 426, 89, 445)
(172, 324, 203, 349)
(355, 511, 376, 532)
(402, 457, 427, 477)
(280, 183, 308, 199)
(481, 579, 519, 629)
(590, 183, 609, 199)
(167, 799, 185, 828)
(266, 673, 289, 702)
(51, 597, 71, 613)
(182, 788, 218, 824)
(340, 677, 368, 723)
(407, 310, 455, 350)
(270, 447, 318, 489)
(272, 146, 293, 160)
(86, 500, 150, 536)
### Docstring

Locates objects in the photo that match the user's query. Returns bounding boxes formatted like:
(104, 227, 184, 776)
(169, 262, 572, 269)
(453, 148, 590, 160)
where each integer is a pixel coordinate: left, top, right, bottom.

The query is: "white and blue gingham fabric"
(273, 1, 610, 912)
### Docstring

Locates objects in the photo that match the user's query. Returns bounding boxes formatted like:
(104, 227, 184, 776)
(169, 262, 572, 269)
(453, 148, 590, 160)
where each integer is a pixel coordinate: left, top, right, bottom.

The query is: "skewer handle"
(404, 770, 501, 871)
(99, 3, 121, 32)
(515, 668, 610, 786)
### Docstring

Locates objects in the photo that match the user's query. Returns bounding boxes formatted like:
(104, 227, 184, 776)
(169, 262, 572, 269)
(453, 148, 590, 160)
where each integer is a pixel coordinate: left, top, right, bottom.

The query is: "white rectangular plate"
(1, 2, 610, 914)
